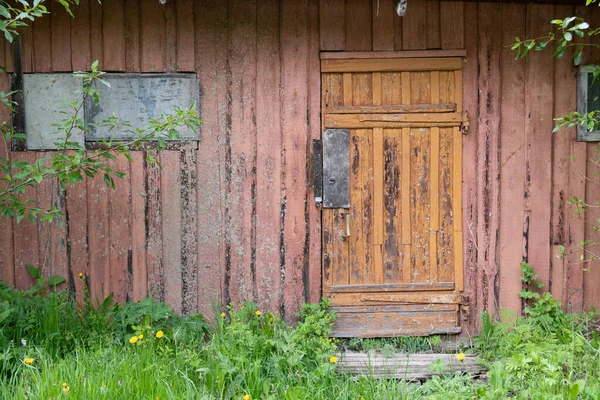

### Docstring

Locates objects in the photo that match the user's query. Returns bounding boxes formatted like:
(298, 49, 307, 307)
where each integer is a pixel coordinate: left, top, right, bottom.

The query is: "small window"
(577, 66, 600, 141)
(19, 73, 200, 150)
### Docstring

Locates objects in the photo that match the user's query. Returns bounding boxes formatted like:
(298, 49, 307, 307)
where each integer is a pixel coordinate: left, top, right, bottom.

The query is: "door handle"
(340, 211, 350, 241)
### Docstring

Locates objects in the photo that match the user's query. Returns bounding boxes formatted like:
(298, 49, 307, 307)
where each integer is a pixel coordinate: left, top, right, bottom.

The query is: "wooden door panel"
(321, 57, 466, 337)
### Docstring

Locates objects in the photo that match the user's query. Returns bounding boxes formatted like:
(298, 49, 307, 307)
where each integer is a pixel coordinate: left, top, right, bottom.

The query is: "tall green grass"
(1, 276, 600, 399)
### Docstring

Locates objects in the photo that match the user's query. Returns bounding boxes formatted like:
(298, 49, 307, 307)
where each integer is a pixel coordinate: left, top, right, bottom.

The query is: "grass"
(1, 276, 600, 399)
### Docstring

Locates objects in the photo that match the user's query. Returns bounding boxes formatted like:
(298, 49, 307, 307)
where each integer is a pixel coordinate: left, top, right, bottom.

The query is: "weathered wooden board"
(338, 351, 487, 380)
(498, 4, 527, 313)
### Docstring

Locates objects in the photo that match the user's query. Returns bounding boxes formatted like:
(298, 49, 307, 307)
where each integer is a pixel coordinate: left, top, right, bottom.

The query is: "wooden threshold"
(337, 352, 487, 380)
(320, 50, 467, 60)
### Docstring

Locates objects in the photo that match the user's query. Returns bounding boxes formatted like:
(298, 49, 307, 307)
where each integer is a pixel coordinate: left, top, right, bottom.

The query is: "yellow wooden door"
(321, 57, 467, 337)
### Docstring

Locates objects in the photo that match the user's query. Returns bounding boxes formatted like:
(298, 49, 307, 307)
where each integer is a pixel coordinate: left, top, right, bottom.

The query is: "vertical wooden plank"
(343, 73, 353, 106)
(0, 74, 14, 285)
(431, 71, 440, 104)
(438, 128, 455, 283)
(90, 0, 103, 67)
(227, 0, 257, 306)
(430, 128, 440, 283)
(124, 0, 141, 72)
(372, 72, 384, 284)
(524, 4, 554, 289)
(345, 0, 372, 51)
(426, 0, 441, 49)
(195, 0, 227, 317)
(410, 72, 431, 104)
(307, 0, 322, 304)
(108, 155, 132, 304)
(87, 170, 110, 304)
(373, 127, 384, 284)
(281, 0, 310, 318)
(146, 155, 164, 302)
(330, 210, 350, 287)
(165, 1, 177, 72)
(130, 152, 147, 302)
(71, 0, 91, 71)
(372, 72, 382, 105)
(66, 176, 88, 304)
(181, 149, 198, 315)
(176, 0, 195, 71)
(410, 126, 431, 283)
(32, 2, 52, 72)
(372, 0, 394, 51)
(453, 126, 463, 291)
(462, 1, 479, 333)
(440, 2, 465, 50)
(103, 0, 126, 71)
(393, 10, 402, 51)
(12, 152, 39, 290)
(401, 71, 411, 283)
(429, 70, 441, 283)
(498, 3, 527, 313)
(350, 129, 374, 285)
(401, 127, 411, 283)
(256, 0, 282, 311)
(550, 5, 576, 306)
(402, 0, 427, 50)
(382, 72, 401, 105)
(319, 0, 345, 51)
(161, 151, 182, 314)
(453, 70, 463, 291)
(383, 129, 402, 283)
(36, 154, 68, 285)
(141, 0, 166, 72)
(51, 3, 71, 71)
(322, 74, 344, 108)
(476, 2, 502, 319)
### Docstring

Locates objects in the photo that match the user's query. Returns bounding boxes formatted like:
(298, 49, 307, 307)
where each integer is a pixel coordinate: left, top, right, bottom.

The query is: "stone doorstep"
(337, 351, 488, 381)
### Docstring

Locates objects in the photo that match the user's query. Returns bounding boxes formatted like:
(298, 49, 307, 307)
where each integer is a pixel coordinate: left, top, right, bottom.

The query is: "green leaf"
(574, 49, 583, 66)
(564, 31, 573, 41)
(48, 275, 66, 286)
(0, 5, 10, 19)
(25, 264, 41, 279)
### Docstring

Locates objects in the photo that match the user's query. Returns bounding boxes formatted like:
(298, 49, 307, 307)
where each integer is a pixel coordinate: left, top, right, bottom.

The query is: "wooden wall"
(0, 0, 599, 331)
(0, 0, 322, 320)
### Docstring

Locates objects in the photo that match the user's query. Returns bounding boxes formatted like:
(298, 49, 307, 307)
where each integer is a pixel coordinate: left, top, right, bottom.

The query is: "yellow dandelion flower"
(220, 312, 226, 318)
(269, 317, 273, 323)
(243, 394, 251, 400)
(456, 352, 465, 362)
(138, 334, 144, 340)
(63, 386, 70, 394)
(24, 357, 33, 365)
(155, 330, 164, 339)
(255, 310, 261, 316)
(78, 272, 84, 279)
(62, 382, 68, 387)
(129, 336, 138, 344)
(329, 356, 337, 364)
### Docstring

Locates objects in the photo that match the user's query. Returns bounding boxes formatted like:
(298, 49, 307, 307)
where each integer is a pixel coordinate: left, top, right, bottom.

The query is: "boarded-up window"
(577, 66, 600, 141)
(21, 73, 200, 150)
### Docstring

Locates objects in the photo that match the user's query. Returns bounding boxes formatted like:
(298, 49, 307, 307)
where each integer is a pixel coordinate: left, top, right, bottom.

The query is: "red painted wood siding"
(0, 0, 599, 330)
